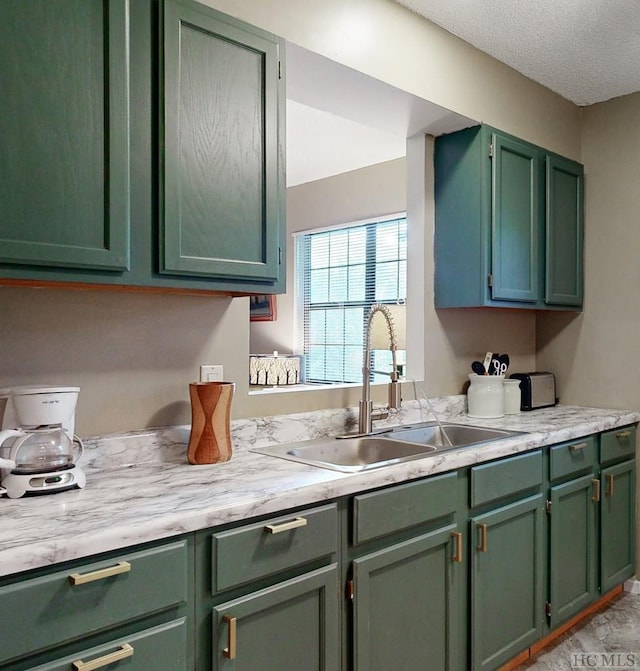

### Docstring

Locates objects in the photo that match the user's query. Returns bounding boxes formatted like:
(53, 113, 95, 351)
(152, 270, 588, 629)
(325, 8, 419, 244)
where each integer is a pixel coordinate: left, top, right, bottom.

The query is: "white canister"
(503, 378, 522, 414)
(467, 374, 505, 418)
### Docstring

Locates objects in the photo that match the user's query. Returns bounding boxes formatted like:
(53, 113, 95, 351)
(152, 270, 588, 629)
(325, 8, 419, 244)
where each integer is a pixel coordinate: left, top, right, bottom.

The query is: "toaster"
(509, 372, 557, 410)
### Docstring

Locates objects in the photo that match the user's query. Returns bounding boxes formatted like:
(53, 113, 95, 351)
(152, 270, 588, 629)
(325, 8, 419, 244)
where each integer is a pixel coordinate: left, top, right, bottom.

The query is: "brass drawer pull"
(606, 474, 615, 497)
(451, 531, 463, 563)
(476, 523, 487, 553)
(265, 517, 308, 534)
(569, 442, 588, 451)
(73, 643, 133, 671)
(615, 430, 632, 440)
(69, 561, 131, 586)
(592, 478, 601, 502)
(223, 615, 237, 660)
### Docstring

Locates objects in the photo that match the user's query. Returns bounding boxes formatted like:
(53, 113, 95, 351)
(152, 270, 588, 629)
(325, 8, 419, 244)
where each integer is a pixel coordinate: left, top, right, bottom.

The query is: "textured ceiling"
(395, 0, 640, 105)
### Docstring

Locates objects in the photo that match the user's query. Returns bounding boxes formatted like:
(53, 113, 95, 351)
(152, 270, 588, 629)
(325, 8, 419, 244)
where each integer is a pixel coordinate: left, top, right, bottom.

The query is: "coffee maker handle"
(0, 429, 22, 469)
(0, 430, 20, 468)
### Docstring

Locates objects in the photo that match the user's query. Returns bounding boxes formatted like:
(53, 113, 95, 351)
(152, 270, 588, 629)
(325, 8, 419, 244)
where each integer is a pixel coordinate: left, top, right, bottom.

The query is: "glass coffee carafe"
(0, 426, 78, 473)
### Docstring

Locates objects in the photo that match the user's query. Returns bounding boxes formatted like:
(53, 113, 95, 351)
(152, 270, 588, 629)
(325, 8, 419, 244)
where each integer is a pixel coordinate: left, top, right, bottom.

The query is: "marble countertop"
(1, 398, 638, 578)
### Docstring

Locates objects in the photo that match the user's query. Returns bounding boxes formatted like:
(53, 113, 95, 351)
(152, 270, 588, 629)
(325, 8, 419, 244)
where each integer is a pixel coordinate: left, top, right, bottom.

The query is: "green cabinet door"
(545, 155, 584, 306)
(352, 524, 464, 671)
(0, 0, 130, 271)
(549, 474, 598, 627)
(161, 0, 284, 282)
(600, 460, 636, 593)
(28, 620, 187, 671)
(212, 565, 339, 671)
(434, 124, 583, 310)
(490, 133, 544, 303)
(471, 495, 545, 671)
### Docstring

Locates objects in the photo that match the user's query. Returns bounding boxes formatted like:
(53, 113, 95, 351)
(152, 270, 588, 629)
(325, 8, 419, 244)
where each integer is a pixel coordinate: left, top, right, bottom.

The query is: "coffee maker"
(0, 386, 86, 498)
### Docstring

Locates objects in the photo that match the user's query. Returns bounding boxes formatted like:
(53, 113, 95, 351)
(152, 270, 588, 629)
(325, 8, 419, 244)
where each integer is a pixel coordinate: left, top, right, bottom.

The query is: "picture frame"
(249, 294, 277, 322)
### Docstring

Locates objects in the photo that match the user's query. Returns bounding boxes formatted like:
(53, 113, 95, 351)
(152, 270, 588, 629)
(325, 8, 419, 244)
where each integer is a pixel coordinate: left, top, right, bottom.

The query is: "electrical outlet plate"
(200, 364, 224, 382)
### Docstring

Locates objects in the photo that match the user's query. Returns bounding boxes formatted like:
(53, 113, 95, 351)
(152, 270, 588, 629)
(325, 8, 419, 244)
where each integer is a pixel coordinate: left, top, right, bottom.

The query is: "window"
(295, 214, 407, 384)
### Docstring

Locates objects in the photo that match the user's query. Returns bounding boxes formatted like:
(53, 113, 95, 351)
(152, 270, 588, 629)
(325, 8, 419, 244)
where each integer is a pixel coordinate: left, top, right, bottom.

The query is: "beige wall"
(0, 288, 247, 436)
(537, 92, 640, 412)
(199, 0, 581, 159)
(1, 0, 583, 436)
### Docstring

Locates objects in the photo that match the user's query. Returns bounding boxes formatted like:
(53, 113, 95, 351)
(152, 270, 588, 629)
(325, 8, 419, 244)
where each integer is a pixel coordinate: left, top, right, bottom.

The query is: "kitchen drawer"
(470, 450, 542, 508)
(600, 426, 636, 465)
(31, 618, 187, 671)
(0, 540, 188, 664)
(211, 503, 337, 593)
(352, 471, 458, 545)
(549, 435, 597, 481)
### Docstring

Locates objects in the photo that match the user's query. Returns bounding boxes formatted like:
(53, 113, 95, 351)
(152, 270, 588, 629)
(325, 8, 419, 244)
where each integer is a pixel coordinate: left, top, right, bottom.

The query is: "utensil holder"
(187, 382, 235, 465)
(467, 374, 505, 418)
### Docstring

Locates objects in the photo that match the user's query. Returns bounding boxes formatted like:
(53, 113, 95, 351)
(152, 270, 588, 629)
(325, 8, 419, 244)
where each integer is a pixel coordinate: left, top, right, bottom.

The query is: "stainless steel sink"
(252, 422, 524, 473)
(387, 423, 520, 450)
(254, 436, 437, 473)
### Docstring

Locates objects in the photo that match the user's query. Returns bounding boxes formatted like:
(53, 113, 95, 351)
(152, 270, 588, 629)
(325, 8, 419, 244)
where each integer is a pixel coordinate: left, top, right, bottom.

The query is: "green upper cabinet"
(160, 0, 284, 283)
(491, 134, 544, 303)
(434, 124, 584, 310)
(0, 0, 130, 271)
(545, 154, 584, 306)
(0, 0, 286, 295)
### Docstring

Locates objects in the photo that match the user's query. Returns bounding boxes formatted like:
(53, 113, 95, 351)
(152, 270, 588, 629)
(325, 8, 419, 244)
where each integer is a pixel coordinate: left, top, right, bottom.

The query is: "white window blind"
(295, 214, 407, 384)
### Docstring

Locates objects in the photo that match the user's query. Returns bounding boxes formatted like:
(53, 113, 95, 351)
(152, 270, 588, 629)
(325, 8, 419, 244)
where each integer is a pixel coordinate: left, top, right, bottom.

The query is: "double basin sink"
(253, 422, 523, 473)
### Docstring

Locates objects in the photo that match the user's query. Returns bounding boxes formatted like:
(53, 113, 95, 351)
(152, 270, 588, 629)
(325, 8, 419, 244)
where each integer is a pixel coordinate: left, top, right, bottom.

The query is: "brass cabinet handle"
(69, 561, 131, 586)
(606, 474, 615, 497)
(264, 517, 308, 534)
(476, 523, 488, 553)
(592, 478, 601, 502)
(451, 531, 463, 562)
(223, 615, 237, 660)
(73, 643, 133, 671)
(615, 430, 632, 440)
(569, 442, 588, 451)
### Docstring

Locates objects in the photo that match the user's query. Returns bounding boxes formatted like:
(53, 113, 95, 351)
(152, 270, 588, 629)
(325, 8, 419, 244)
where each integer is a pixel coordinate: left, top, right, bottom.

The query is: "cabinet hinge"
(546, 500, 552, 514)
(488, 142, 494, 158)
(346, 579, 355, 601)
(545, 601, 552, 618)
(487, 274, 493, 288)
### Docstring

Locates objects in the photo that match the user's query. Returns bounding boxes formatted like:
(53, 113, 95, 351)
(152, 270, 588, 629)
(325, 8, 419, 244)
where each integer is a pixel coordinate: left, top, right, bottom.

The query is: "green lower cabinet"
(351, 524, 463, 671)
(212, 565, 340, 671)
(471, 495, 545, 671)
(600, 459, 636, 593)
(548, 474, 598, 627)
(29, 619, 187, 671)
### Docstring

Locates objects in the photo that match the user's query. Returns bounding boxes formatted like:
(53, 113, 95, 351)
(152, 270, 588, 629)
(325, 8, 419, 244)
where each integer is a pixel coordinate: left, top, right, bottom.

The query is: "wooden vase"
(187, 382, 235, 465)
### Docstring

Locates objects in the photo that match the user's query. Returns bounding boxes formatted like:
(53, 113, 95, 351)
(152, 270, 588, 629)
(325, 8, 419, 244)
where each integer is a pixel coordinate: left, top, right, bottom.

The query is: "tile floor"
(516, 592, 640, 670)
